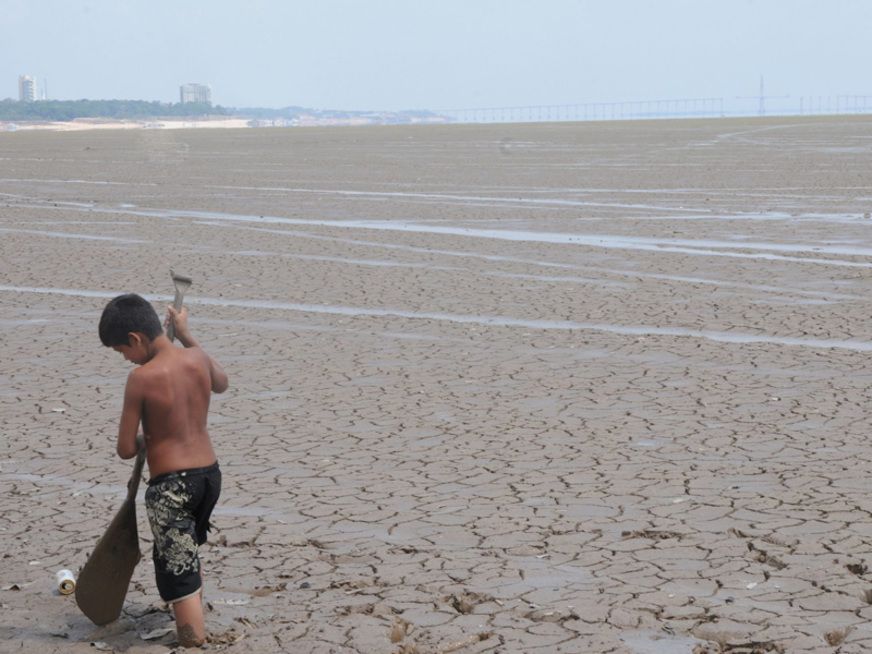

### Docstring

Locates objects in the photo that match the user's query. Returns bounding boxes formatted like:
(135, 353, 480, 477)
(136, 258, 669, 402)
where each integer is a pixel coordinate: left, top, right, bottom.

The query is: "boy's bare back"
(130, 347, 215, 476)
(114, 305, 228, 476)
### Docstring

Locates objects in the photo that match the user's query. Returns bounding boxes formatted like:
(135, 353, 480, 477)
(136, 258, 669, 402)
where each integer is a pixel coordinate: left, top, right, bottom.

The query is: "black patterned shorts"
(145, 462, 221, 603)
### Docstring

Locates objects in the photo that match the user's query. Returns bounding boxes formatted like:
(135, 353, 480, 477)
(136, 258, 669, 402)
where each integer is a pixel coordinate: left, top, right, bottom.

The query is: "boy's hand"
(165, 305, 194, 345)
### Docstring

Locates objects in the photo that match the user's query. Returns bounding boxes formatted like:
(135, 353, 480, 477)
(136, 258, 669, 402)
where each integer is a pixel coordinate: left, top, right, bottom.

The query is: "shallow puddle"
(19, 201, 872, 268)
(621, 630, 707, 653)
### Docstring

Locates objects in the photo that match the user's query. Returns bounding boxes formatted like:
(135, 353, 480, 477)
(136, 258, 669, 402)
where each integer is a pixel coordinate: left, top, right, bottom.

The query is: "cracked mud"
(1, 117, 872, 652)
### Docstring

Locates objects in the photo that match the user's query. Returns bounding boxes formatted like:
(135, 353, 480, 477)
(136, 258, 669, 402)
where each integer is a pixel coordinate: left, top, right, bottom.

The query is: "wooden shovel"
(74, 446, 146, 625)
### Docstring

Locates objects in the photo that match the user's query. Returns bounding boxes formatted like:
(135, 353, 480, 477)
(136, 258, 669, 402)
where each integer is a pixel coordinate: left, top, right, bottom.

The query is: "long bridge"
(434, 95, 872, 124)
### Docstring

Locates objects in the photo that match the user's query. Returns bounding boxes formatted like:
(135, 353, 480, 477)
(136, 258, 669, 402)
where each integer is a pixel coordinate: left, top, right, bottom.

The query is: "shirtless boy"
(99, 293, 228, 647)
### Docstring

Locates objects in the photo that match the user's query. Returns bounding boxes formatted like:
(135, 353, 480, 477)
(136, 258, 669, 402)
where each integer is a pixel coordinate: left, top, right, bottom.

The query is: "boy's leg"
(146, 476, 210, 648)
(173, 593, 206, 647)
(150, 466, 220, 648)
(172, 561, 207, 646)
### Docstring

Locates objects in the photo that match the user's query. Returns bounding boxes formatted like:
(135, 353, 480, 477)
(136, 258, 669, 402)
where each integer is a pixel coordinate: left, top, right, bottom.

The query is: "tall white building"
(18, 75, 36, 102)
(180, 83, 211, 105)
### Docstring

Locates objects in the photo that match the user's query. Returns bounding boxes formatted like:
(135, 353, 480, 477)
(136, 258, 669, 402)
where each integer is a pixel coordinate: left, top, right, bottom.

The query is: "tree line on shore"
(0, 99, 228, 121)
(0, 99, 442, 124)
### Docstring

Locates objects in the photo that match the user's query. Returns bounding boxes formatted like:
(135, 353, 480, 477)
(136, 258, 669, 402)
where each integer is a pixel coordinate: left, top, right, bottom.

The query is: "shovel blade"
(75, 498, 142, 625)
(75, 449, 145, 625)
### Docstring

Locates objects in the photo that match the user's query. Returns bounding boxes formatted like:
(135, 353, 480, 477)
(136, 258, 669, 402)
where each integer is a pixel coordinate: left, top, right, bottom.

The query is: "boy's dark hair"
(99, 293, 163, 346)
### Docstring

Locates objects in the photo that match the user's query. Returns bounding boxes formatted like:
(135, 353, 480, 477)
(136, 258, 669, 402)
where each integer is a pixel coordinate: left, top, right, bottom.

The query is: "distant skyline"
(3, 1, 872, 112)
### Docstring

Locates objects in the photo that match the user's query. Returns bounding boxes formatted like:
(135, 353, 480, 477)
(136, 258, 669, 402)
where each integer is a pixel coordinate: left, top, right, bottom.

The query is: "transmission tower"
(736, 76, 789, 116)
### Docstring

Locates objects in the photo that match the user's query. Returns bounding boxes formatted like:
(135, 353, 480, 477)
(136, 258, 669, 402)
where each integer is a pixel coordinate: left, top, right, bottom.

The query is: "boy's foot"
(176, 623, 206, 648)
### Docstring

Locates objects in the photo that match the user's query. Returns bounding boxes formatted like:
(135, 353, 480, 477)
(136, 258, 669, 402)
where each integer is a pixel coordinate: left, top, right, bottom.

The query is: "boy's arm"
(167, 305, 229, 394)
(197, 346, 229, 394)
(117, 370, 145, 459)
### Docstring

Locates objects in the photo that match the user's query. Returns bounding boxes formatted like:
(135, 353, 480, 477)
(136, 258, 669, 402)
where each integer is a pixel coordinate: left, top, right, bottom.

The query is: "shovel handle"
(126, 446, 147, 502)
(166, 271, 191, 342)
(166, 288, 186, 342)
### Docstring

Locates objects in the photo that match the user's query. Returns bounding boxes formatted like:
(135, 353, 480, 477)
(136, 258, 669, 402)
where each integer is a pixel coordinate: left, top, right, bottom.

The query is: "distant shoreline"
(4, 112, 870, 133)
(0, 115, 451, 132)
(1, 117, 255, 132)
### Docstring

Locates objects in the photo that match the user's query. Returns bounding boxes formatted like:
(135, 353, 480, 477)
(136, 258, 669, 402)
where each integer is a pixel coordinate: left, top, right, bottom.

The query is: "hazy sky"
(3, 0, 870, 111)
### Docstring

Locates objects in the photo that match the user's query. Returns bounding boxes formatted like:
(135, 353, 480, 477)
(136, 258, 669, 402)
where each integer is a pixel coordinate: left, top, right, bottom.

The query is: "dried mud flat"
(0, 117, 871, 653)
